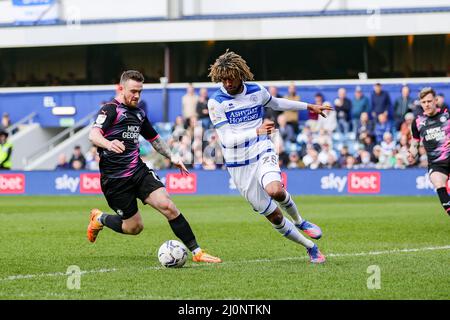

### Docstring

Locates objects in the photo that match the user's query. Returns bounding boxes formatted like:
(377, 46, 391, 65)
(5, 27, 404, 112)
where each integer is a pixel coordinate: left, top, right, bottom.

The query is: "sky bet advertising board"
(0, 169, 443, 196)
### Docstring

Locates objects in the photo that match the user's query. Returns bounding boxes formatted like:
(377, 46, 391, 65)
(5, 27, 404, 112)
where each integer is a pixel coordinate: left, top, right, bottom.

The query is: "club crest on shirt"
(95, 114, 107, 124)
(440, 116, 446, 123)
(250, 94, 258, 102)
(137, 113, 143, 121)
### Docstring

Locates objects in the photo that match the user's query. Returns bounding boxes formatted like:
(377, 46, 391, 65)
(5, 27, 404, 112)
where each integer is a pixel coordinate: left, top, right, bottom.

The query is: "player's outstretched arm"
(266, 97, 333, 117)
(89, 127, 125, 153)
(150, 136, 189, 175)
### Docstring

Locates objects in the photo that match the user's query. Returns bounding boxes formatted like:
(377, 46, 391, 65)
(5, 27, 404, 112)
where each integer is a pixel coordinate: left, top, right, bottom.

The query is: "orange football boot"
(87, 209, 103, 243)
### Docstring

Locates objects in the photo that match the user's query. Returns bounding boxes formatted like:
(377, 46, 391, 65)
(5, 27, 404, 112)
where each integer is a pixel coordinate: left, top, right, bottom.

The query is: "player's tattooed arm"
(150, 136, 172, 159)
(151, 136, 190, 175)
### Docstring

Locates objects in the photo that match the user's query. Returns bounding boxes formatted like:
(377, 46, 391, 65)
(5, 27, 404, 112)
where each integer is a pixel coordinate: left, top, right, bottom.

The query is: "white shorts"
(228, 151, 281, 216)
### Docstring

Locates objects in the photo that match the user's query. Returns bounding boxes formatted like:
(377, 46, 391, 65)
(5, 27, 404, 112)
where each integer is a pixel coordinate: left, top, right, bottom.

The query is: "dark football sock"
(169, 213, 199, 252)
(101, 214, 124, 233)
(436, 187, 450, 216)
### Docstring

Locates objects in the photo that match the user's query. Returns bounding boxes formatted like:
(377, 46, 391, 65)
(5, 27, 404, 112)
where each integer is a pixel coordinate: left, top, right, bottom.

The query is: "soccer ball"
(157, 240, 188, 268)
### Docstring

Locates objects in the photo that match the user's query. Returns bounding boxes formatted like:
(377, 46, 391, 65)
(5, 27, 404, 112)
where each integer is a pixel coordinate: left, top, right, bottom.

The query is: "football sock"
(436, 187, 450, 216)
(100, 214, 124, 234)
(169, 213, 200, 252)
(272, 216, 314, 249)
(278, 192, 303, 224)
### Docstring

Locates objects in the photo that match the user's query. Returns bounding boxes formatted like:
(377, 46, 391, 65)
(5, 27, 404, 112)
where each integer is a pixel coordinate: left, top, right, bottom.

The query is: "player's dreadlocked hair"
(208, 49, 254, 83)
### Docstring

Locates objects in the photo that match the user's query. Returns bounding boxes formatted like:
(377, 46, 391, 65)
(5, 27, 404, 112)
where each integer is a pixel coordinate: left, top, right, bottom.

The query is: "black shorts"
(428, 162, 450, 176)
(100, 166, 165, 219)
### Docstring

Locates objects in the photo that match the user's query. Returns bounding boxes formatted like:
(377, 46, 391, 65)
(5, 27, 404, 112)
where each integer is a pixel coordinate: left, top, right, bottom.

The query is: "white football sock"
(278, 192, 303, 225)
(272, 216, 314, 249)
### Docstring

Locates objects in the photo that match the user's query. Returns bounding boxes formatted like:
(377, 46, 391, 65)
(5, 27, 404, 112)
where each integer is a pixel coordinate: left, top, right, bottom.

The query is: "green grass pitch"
(0, 195, 449, 300)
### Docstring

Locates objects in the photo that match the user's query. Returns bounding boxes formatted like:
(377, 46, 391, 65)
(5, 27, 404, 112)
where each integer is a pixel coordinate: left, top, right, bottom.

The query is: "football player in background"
(409, 87, 450, 217)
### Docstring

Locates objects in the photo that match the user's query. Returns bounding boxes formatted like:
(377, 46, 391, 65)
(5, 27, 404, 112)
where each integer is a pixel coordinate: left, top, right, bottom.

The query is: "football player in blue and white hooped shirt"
(207, 50, 332, 264)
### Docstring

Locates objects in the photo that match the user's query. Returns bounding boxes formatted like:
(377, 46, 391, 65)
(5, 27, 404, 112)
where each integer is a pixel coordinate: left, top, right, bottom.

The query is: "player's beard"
(126, 96, 139, 107)
(226, 83, 243, 95)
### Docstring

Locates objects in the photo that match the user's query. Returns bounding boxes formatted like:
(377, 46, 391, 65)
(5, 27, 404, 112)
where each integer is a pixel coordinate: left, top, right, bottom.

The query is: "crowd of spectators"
(55, 145, 99, 171)
(51, 82, 449, 172)
(140, 82, 449, 171)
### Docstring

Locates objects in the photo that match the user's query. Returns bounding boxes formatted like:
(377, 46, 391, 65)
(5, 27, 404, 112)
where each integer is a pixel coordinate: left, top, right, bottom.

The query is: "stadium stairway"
(10, 123, 66, 170)
(22, 111, 97, 171)
(23, 125, 92, 171)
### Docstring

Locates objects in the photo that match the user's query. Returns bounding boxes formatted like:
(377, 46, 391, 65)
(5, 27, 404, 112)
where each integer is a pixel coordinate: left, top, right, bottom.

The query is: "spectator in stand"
(334, 88, 352, 135)
(396, 134, 410, 167)
(1, 112, 18, 135)
(344, 156, 356, 169)
(323, 152, 339, 169)
(192, 149, 203, 170)
(360, 132, 376, 154)
(378, 132, 396, 168)
(282, 82, 301, 133)
(305, 93, 324, 131)
(71, 159, 84, 170)
(316, 101, 337, 134)
(409, 99, 423, 117)
(436, 93, 449, 111)
(69, 145, 86, 170)
(196, 88, 211, 129)
(318, 142, 337, 167)
(371, 83, 392, 122)
(355, 150, 375, 168)
(399, 112, 414, 141)
(264, 86, 282, 124)
(355, 112, 374, 137)
(277, 113, 296, 143)
(185, 115, 200, 140)
(171, 135, 193, 169)
(182, 83, 199, 126)
(304, 148, 322, 170)
(0, 130, 13, 170)
(298, 133, 321, 159)
(316, 128, 333, 147)
(337, 145, 351, 168)
(55, 153, 71, 170)
(1, 112, 12, 130)
(394, 153, 407, 169)
(297, 124, 312, 144)
(371, 145, 382, 167)
(417, 145, 428, 168)
(351, 86, 370, 134)
(172, 115, 187, 139)
(202, 131, 224, 170)
(393, 85, 414, 130)
(287, 151, 304, 169)
(85, 146, 100, 171)
(374, 112, 393, 144)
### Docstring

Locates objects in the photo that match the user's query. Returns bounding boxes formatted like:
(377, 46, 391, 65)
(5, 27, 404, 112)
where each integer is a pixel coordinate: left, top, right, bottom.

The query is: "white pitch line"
(1, 245, 449, 282)
(2, 268, 117, 281)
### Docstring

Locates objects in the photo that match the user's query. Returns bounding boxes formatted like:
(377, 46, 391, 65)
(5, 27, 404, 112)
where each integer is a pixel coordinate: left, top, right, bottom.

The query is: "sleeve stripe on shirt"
(263, 95, 272, 107)
(147, 134, 160, 143)
(214, 120, 228, 129)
